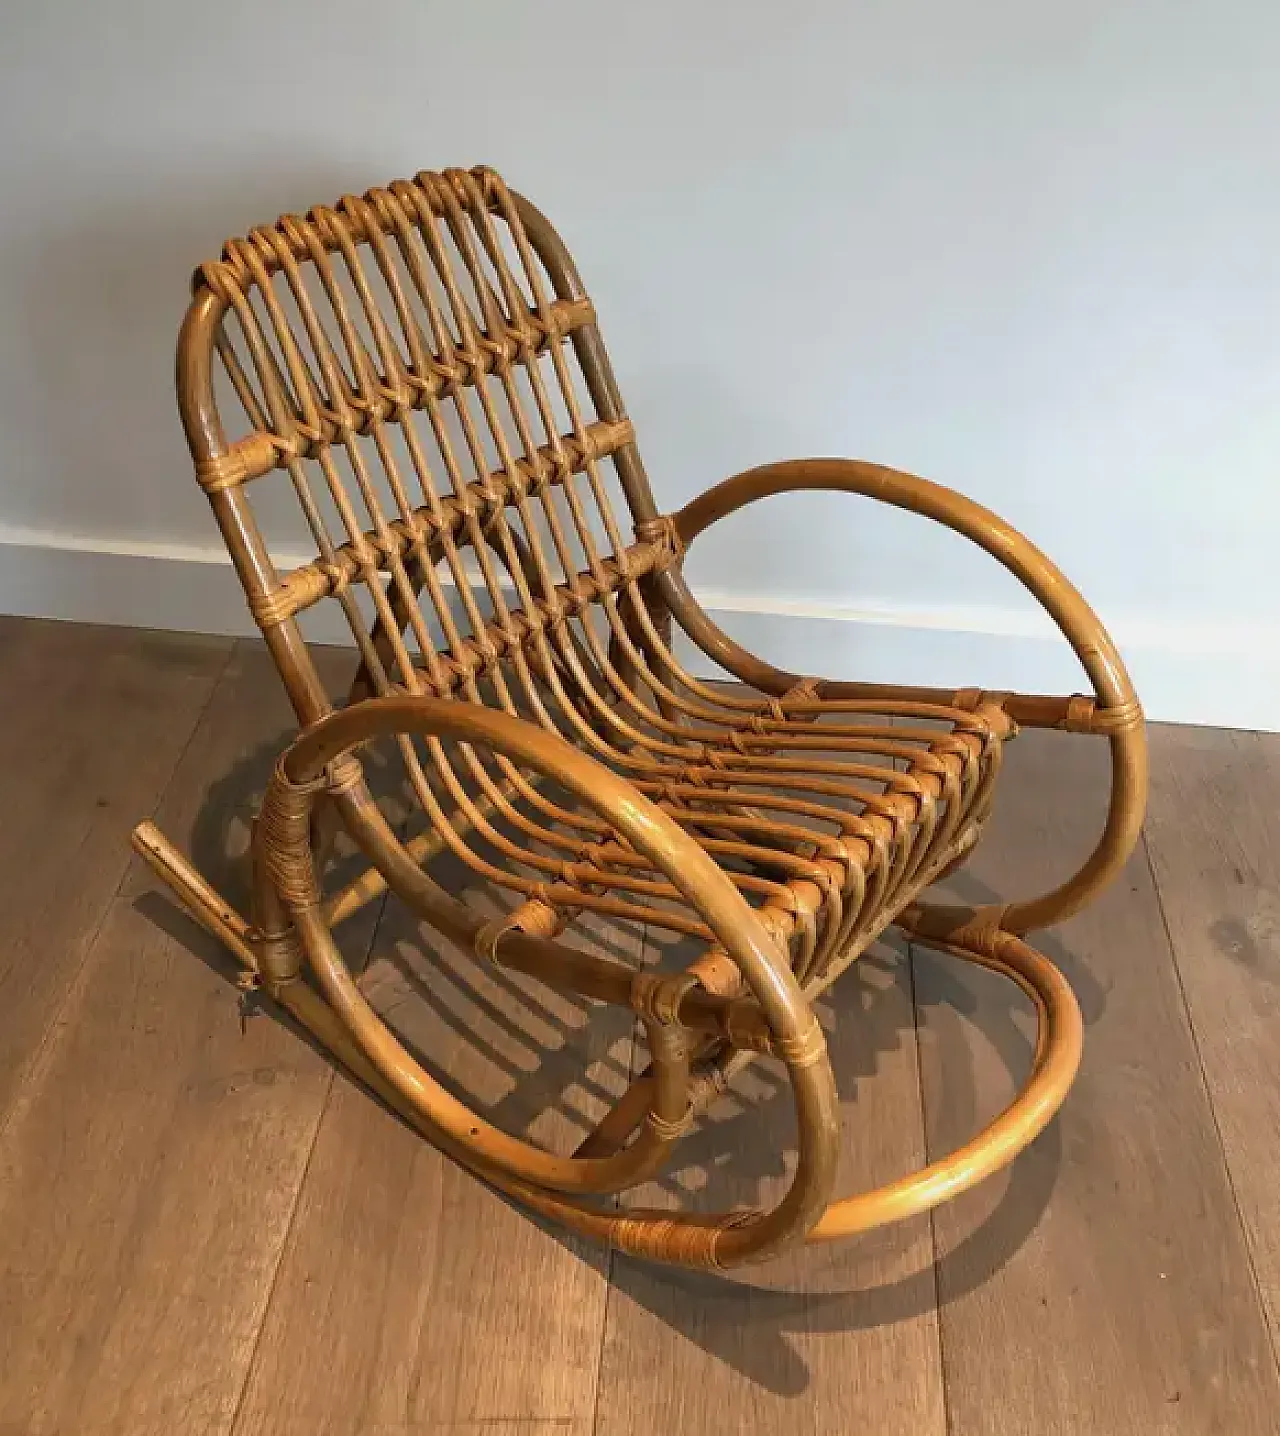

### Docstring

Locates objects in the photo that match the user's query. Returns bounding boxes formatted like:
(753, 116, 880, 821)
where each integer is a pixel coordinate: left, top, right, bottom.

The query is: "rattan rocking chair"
(132, 166, 1147, 1270)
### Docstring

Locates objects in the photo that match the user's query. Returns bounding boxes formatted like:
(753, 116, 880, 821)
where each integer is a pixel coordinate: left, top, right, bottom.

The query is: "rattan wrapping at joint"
(194, 432, 281, 493)
(644, 1105, 694, 1144)
(259, 768, 323, 909)
(772, 1019, 828, 1071)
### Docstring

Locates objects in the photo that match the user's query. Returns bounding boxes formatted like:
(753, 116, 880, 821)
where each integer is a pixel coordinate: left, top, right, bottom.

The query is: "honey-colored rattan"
(133, 166, 1147, 1268)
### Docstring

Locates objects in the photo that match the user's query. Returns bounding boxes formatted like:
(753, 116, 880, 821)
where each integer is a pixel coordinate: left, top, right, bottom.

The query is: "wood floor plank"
(230, 873, 637, 1436)
(593, 930, 947, 1436)
(915, 728, 1280, 1433)
(1144, 724, 1280, 1352)
(7, 621, 1278, 1433)
(354, 1425, 590, 1435)
(0, 639, 378, 1436)
(0, 616, 232, 1117)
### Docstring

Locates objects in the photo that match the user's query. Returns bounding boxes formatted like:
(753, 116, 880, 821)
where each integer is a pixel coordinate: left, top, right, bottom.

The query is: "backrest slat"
(190, 166, 658, 725)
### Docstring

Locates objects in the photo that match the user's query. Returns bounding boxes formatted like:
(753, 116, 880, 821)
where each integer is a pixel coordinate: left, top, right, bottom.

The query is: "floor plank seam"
(906, 938, 955, 1436)
(593, 922, 645, 1436)
(1140, 826, 1280, 1375)
(590, 1248, 617, 1436)
(224, 1063, 338, 1435)
(225, 887, 396, 1433)
(0, 638, 237, 1150)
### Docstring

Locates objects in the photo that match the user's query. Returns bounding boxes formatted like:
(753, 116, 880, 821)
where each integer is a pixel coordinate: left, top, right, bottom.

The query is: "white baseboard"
(0, 531, 1273, 731)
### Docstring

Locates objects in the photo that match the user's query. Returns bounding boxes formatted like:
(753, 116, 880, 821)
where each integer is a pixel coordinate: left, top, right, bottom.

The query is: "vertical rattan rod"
(510, 190, 660, 528)
(177, 286, 333, 724)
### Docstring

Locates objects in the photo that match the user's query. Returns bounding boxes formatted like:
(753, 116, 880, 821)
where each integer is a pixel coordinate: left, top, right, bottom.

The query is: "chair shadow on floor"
(134, 713, 1098, 1398)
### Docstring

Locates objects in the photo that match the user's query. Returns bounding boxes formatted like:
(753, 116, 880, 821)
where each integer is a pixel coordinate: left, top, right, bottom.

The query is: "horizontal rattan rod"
(207, 170, 533, 286)
(329, 545, 671, 708)
(136, 807, 781, 1064)
(137, 812, 779, 1056)
(320, 768, 544, 927)
(657, 577, 1122, 740)
(819, 683, 1122, 736)
(348, 919, 779, 1055)
(625, 627, 1118, 737)
(257, 417, 633, 622)
(199, 297, 598, 495)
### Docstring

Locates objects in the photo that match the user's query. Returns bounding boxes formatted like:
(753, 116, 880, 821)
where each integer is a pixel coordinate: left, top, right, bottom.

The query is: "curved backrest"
(177, 166, 669, 727)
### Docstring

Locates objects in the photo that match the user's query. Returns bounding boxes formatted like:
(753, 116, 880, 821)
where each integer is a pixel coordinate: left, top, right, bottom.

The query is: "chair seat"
(471, 678, 1013, 993)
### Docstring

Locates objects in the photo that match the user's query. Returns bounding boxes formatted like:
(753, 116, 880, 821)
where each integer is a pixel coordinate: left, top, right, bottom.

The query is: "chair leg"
(130, 823, 456, 1151)
(803, 911, 1083, 1242)
(131, 821, 259, 976)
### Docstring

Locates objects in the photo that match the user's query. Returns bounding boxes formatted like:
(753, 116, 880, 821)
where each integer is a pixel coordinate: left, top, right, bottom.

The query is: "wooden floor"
(1, 614, 1278, 1435)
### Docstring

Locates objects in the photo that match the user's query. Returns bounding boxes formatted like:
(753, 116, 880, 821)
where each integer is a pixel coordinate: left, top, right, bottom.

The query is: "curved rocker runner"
(132, 166, 1147, 1270)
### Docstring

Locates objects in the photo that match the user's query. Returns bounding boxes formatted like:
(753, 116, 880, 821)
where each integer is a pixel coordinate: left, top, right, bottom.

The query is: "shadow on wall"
(9, 157, 377, 545)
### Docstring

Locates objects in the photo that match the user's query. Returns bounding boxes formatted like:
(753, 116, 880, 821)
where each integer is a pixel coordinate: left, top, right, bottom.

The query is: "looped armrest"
(674, 458, 1135, 715)
(653, 458, 1148, 932)
(260, 694, 840, 1266)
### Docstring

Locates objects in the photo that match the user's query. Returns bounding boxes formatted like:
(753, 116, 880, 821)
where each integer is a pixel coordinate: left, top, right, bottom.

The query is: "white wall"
(1, 1, 1277, 726)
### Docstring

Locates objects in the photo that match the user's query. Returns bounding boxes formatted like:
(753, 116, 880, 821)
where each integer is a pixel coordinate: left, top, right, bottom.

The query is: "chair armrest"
(653, 457, 1148, 931)
(260, 694, 840, 1264)
(672, 457, 1138, 721)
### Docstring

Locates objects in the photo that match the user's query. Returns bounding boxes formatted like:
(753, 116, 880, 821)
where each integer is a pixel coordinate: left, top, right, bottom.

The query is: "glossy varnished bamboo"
(914, 729, 1280, 1432)
(1144, 724, 1280, 1350)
